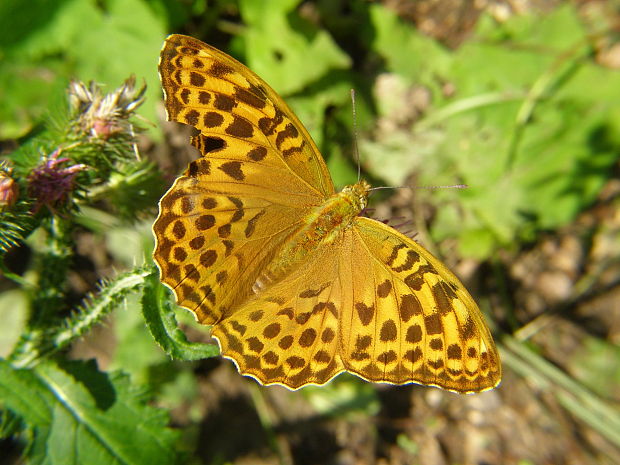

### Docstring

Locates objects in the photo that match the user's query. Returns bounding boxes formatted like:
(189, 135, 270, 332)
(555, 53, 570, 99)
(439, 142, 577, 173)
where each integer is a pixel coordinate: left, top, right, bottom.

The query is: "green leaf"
(238, 0, 350, 94)
(0, 359, 181, 465)
(0, 61, 68, 138)
(476, 4, 585, 48)
(142, 271, 219, 361)
(370, 4, 450, 91)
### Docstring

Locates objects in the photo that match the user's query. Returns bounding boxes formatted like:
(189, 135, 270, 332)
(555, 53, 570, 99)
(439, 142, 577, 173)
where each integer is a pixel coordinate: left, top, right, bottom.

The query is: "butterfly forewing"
(154, 181, 309, 323)
(211, 242, 346, 388)
(154, 34, 334, 323)
(158, 34, 334, 198)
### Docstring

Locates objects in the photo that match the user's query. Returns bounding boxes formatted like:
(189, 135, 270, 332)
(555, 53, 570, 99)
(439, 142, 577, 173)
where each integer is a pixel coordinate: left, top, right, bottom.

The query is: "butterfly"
(153, 34, 501, 393)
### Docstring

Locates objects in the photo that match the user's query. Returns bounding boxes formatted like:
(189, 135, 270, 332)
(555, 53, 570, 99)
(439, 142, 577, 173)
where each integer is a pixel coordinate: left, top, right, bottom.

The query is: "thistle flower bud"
(0, 172, 19, 210)
(68, 76, 146, 140)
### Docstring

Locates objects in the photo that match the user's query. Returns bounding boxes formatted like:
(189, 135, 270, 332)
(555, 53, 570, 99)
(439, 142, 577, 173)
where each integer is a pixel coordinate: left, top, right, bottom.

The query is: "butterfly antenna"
(368, 184, 468, 193)
(417, 184, 468, 190)
(351, 89, 361, 182)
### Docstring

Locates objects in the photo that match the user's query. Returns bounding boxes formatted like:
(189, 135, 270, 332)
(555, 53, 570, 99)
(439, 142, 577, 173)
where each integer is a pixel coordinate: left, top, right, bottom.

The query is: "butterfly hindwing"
(339, 217, 501, 392)
(211, 218, 501, 393)
(211, 243, 345, 388)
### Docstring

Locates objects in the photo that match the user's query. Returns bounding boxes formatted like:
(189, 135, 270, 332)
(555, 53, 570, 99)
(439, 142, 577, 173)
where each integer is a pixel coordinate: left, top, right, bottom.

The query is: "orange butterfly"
(153, 34, 501, 393)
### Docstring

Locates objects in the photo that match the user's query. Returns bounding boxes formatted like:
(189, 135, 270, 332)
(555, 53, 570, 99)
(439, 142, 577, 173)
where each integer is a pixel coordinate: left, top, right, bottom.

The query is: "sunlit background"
(1, 1, 619, 464)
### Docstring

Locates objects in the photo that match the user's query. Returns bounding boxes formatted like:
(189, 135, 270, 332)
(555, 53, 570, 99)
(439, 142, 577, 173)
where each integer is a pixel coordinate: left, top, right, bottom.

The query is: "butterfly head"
(339, 180, 371, 214)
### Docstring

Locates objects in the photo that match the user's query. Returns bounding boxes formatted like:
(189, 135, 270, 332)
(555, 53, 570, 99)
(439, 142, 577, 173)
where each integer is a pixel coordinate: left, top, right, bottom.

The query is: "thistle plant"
(1, 75, 165, 358)
(0, 78, 180, 463)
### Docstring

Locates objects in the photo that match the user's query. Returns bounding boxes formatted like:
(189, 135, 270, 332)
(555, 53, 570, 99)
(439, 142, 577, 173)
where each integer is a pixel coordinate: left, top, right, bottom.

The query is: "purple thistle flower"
(27, 149, 88, 213)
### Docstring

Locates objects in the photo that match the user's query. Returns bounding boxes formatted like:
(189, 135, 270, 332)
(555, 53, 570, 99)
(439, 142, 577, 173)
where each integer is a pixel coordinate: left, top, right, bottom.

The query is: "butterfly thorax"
(302, 179, 370, 242)
(252, 180, 371, 294)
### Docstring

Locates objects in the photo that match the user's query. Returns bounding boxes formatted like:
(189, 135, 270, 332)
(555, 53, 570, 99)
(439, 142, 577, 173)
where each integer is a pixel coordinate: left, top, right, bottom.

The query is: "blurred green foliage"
(367, 4, 620, 257)
(0, 0, 165, 138)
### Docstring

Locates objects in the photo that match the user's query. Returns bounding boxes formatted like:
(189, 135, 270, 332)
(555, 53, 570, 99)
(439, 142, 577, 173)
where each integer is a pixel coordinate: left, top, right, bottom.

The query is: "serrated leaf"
(0, 359, 181, 465)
